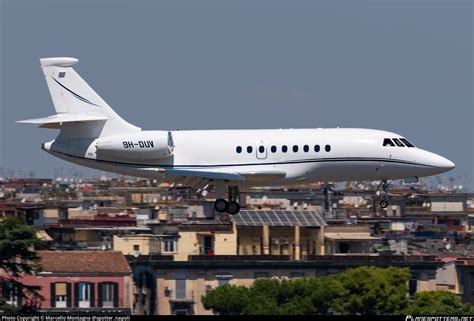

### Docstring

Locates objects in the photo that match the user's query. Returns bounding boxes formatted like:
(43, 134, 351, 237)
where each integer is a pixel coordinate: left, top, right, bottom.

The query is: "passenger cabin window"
(392, 138, 405, 147)
(236, 146, 242, 153)
(314, 145, 320, 152)
(247, 146, 253, 153)
(325, 145, 331, 152)
(271, 146, 277, 153)
(383, 138, 395, 147)
(400, 138, 415, 147)
(293, 145, 298, 153)
(259, 146, 265, 153)
(303, 145, 309, 152)
(282, 145, 288, 153)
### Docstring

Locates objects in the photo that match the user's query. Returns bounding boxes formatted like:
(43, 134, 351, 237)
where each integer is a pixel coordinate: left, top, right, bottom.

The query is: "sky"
(0, 0, 472, 189)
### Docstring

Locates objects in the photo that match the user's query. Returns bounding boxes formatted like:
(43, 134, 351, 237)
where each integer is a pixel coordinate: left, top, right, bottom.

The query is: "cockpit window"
(400, 138, 415, 147)
(392, 138, 405, 147)
(383, 138, 395, 147)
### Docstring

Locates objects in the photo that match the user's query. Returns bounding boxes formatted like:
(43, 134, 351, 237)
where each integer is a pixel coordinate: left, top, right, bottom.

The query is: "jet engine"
(95, 131, 174, 160)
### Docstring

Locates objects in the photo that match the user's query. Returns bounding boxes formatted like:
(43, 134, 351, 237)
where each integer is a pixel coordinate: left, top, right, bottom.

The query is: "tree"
(202, 284, 251, 315)
(404, 291, 474, 315)
(332, 266, 410, 315)
(0, 217, 43, 312)
(307, 276, 346, 314)
(202, 266, 413, 315)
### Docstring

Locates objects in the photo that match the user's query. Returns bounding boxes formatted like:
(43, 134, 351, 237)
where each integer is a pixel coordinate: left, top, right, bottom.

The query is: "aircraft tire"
(214, 199, 229, 213)
(227, 201, 240, 215)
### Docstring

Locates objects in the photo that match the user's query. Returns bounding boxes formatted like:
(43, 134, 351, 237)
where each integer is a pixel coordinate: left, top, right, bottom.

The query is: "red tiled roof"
(38, 251, 131, 274)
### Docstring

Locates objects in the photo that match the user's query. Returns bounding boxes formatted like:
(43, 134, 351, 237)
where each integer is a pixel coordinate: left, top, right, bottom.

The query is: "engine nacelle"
(95, 131, 173, 160)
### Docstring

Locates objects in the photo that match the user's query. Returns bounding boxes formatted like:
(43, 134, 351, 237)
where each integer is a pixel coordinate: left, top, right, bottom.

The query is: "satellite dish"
(201, 190, 208, 197)
(445, 243, 451, 250)
(262, 195, 268, 202)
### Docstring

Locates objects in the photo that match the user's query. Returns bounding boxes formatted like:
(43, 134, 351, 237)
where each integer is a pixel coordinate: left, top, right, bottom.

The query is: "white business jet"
(18, 57, 455, 214)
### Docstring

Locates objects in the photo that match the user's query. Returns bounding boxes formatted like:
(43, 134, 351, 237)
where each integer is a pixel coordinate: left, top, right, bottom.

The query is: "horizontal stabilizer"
(17, 112, 108, 128)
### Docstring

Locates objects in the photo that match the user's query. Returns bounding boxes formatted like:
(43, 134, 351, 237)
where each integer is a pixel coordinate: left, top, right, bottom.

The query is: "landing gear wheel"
(380, 200, 389, 209)
(214, 199, 229, 213)
(227, 201, 241, 215)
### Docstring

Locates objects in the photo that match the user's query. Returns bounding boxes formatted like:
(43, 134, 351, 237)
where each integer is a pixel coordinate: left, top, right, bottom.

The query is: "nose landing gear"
(213, 185, 241, 215)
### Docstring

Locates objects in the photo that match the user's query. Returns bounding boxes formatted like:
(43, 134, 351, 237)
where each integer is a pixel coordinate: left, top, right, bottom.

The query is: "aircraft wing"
(138, 168, 286, 187)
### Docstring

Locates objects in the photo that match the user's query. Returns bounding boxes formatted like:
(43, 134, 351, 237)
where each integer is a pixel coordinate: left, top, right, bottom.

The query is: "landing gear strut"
(378, 179, 391, 209)
(213, 185, 241, 215)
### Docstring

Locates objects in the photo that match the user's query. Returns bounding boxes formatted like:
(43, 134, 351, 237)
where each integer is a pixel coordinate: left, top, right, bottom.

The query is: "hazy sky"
(0, 0, 472, 189)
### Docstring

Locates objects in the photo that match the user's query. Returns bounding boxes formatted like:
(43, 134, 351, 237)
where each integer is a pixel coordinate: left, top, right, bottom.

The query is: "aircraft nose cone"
(441, 158, 455, 170)
(431, 153, 455, 171)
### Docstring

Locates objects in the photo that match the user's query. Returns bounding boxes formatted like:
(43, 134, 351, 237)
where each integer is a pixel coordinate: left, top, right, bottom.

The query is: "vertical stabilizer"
(39, 57, 140, 137)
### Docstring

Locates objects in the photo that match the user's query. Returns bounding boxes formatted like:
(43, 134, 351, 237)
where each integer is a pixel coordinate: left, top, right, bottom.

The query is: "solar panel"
(234, 210, 325, 227)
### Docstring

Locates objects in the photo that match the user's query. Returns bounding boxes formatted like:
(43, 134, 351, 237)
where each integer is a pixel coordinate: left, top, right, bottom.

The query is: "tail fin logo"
(51, 77, 100, 107)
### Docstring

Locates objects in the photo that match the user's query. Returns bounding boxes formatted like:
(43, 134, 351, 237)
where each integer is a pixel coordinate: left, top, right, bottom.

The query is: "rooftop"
(325, 232, 379, 241)
(234, 210, 327, 227)
(37, 250, 131, 274)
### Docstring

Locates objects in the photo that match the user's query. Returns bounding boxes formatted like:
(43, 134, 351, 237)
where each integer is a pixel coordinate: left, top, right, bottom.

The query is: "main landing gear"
(214, 185, 241, 215)
(377, 179, 392, 209)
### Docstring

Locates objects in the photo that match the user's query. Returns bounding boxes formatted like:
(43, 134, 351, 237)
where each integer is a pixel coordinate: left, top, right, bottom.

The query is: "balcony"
(165, 289, 194, 303)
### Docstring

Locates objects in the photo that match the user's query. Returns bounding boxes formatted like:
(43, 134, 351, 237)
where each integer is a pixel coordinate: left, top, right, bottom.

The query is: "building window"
(217, 279, 230, 287)
(51, 282, 71, 308)
(408, 279, 417, 296)
(236, 146, 242, 153)
(75, 282, 94, 308)
(133, 244, 140, 251)
(292, 145, 299, 153)
(282, 145, 288, 153)
(247, 146, 253, 153)
(1, 282, 20, 307)
(314, 145, 320, 152)
(254, 272, 269, 279)
(216, 272, 233, 287)
(325, 144, 331, 152)
(303, 145, 309, 152)
(271, 146, 277, 153)
(162, 238, 177, 253)
(174, 272, 187, 299)
(470, 273, 474, 296)
(99, 282, 118, 308)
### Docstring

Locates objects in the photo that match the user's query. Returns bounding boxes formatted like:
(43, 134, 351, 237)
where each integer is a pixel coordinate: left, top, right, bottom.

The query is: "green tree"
(307, 276, 346, 314)
(332, 266, 410, 315)
(247, 278, 316, 315)
(0, 217, 43, 312)
(201, 266, 419, 315)
(404, 291, 474, 315)
(202, 284, 251, 315)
